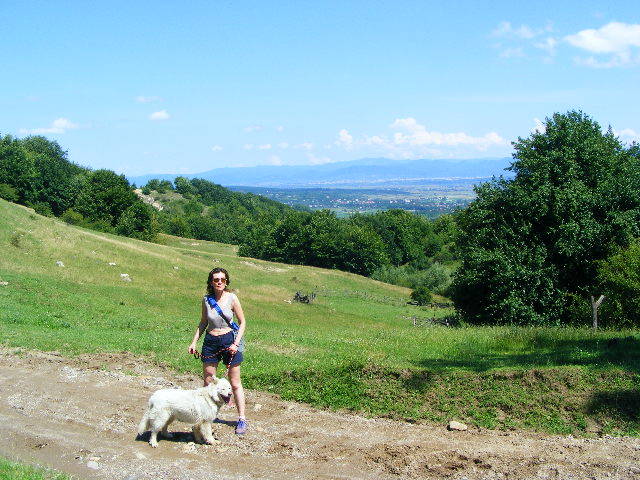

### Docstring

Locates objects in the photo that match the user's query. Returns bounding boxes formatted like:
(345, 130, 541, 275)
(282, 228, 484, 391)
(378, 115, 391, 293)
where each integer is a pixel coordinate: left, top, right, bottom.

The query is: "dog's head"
(207, 377, 233, 405)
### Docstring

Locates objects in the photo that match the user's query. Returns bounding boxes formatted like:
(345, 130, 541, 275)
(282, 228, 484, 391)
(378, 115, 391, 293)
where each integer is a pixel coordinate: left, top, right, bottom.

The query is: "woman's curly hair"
(206, 267, 230, 296)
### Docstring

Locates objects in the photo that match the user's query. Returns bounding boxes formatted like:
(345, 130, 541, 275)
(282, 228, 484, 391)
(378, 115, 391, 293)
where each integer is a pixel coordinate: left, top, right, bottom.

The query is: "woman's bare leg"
(203, 362, 217, 386)
(227, 364, 245, 418)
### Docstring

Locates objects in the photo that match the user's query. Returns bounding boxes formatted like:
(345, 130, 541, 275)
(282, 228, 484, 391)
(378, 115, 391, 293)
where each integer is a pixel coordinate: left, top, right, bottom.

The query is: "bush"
(597, 241, 640, 327)
(411, 286, 433, 305)
(60, 209, 85, 225)
(26, 201, 54, 217)
(116, 202, 157, 241)
(0, 183, 18, 202)
(371, 262, 453, 294)
(371, 265, 412, 287)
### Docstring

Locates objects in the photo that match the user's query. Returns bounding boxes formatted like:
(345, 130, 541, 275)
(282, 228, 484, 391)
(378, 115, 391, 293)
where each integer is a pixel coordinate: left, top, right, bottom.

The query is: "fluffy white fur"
(137, 377, 233, 447)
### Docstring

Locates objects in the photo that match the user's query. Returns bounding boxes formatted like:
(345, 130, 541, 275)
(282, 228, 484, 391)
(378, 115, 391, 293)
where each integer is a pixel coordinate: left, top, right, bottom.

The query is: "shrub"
(411, 286, 433, 306)
(597, 241, 640, 327)
(61, 208, 84, 225)
(26, 201, 54, 217)
(0, 183, 18, 202)
(116, 202, 157, 241)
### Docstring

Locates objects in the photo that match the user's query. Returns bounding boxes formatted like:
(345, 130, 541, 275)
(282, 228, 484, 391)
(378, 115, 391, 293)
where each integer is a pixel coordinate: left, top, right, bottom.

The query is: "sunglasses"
(212, 277, 227, 284)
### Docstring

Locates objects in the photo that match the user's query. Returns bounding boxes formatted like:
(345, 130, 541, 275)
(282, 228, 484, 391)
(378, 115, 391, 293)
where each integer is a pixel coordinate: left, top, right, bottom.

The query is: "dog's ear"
(209, 376, 219, 385)
(208, 386, 220, 402)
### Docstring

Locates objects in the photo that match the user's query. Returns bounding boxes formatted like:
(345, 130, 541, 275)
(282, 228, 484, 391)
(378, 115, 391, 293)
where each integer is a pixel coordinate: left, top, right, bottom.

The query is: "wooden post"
(590, 295, 605, 330)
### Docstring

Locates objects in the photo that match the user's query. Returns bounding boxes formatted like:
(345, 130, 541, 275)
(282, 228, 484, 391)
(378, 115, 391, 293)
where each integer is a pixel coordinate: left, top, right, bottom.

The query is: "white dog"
(137, 377, 233, 447)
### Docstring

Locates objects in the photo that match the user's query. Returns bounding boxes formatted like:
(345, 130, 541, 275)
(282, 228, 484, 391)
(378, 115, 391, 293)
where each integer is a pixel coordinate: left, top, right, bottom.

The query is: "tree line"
(0, 135, 157, 240)
(145, 178, 456, 293)
(3, 110, 640, 327)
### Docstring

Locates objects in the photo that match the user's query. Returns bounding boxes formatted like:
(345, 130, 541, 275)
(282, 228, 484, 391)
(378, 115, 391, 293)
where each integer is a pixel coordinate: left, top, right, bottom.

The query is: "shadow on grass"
(587, 389, 640, 423)
(414, 334, 640, 373)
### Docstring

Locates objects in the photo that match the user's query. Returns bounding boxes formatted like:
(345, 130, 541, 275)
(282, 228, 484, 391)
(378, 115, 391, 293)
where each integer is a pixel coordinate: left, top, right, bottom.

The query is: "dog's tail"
(137, 408, 150, 435)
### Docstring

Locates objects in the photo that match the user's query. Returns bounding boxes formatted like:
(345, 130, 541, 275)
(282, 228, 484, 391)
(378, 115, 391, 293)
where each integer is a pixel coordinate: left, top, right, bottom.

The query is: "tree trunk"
(590, 295, 605, 330)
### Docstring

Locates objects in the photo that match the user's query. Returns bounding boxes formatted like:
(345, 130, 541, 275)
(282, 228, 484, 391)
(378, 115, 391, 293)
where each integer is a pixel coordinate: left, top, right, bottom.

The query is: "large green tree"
(74, 169, 139, 227)
(0, 135, 38, 204)
(452, 111, 640, 325)
(21, 136, 85, 215)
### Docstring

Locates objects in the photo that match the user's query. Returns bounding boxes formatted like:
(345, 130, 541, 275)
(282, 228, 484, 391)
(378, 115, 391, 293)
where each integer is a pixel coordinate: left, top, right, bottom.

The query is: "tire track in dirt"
(1, 348, 639, 480)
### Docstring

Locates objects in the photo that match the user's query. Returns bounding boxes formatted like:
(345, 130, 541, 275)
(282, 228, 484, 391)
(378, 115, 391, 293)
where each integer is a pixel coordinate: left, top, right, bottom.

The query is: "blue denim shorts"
(201, 331, 243, 366)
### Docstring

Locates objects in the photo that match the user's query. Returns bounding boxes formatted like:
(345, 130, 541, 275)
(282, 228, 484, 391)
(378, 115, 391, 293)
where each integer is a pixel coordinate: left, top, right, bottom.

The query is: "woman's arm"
(188, 298, 208, 354)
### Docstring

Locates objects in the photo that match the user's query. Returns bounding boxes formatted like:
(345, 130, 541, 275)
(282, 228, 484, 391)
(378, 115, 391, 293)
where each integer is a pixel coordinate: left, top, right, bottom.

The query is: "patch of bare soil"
(1, 348, 639, 480)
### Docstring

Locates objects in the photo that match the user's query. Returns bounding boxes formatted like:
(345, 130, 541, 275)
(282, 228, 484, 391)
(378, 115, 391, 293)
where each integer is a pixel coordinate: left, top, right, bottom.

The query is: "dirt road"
(1, 349, 639, 480)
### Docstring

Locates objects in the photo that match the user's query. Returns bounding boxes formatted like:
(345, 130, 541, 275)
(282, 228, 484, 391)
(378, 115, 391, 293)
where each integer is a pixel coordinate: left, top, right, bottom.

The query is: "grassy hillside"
(1, 198, 639, 436)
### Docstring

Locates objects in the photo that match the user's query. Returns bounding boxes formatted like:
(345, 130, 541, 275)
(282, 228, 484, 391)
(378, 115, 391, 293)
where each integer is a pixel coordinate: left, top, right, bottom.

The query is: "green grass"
(0, 457, 69, 480)
(1, 198, 639, 436)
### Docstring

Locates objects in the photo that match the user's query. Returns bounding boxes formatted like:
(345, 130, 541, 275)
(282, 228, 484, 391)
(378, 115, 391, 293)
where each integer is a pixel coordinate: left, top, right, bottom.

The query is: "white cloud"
(492, 21, 550, 39)
(573, 52, 635, 68)
(390, 118, 506, 149)
(532, 118, 546, 134)
(491, 21, 555, 61)
(243, 144, 254, 150)
(295, 142, 314, 150)
(330, 119, 508, 158)
(534, 37, 558, 56)
(149, 110, 170, 120)
(244, 125, 263, 133)
(615, 128, 640, 142)
(268, 155, 283, 165)
(307, 153, 333, 165)
(135, 95, 161, 103)
(277, 142, 289, 149)
(566, 22, 640, 67)
(500, 47, 525, 58)
(566, 22, 640, 53)
(335, 129, 354, 149)
(276, 125, 284, 132)
(211, 145, 223, 151)
(20, 117, 79, 135)
(258, 144, 272, 150)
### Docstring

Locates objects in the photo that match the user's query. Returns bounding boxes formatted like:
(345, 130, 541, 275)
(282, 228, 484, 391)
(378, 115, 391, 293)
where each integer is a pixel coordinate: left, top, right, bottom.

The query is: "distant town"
(230, 184, 475, 217)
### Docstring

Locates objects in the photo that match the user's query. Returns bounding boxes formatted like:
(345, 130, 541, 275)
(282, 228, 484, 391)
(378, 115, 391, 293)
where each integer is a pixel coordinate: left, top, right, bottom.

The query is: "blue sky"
(2, 1, 639, 175)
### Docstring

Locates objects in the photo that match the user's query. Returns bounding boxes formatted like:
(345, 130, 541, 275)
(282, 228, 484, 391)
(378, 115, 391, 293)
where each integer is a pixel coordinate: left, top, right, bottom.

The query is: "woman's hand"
(228, 343, 239, 354)
(188, 343, 197, 355)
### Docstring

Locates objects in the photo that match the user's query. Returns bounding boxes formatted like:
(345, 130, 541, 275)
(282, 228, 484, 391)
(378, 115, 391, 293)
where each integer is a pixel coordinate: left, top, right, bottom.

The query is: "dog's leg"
(160, 415, 175, 439)
(199, 421, 218, 445)
(149, 430, 159, 448)
(137, 408, 150, 436)
(192, 424, 204, 444)
(148, 410, 171, 448)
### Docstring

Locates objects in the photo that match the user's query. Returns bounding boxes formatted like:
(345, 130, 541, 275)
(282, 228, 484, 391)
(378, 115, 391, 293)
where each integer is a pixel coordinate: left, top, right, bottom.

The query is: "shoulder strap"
(206, 295, 239, 331)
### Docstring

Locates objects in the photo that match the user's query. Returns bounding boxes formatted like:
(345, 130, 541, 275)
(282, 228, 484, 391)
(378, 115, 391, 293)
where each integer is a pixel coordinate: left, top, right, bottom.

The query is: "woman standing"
(188, 267, 247, 434)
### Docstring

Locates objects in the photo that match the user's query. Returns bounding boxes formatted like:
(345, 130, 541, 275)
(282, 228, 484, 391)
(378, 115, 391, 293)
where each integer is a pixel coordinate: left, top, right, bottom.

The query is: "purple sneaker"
(235, 418, 247, 435)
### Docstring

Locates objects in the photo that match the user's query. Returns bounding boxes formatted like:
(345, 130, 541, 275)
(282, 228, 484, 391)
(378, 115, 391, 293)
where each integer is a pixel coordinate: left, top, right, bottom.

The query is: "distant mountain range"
(128, 157, 513, 188)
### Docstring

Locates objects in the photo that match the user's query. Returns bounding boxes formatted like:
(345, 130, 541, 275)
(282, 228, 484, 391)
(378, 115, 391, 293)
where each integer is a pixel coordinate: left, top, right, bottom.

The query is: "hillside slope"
(2, 198, 640, 439)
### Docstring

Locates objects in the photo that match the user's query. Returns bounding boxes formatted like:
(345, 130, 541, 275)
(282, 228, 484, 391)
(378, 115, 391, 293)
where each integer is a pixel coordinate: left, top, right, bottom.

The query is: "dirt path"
(1, 349, 639, 480)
